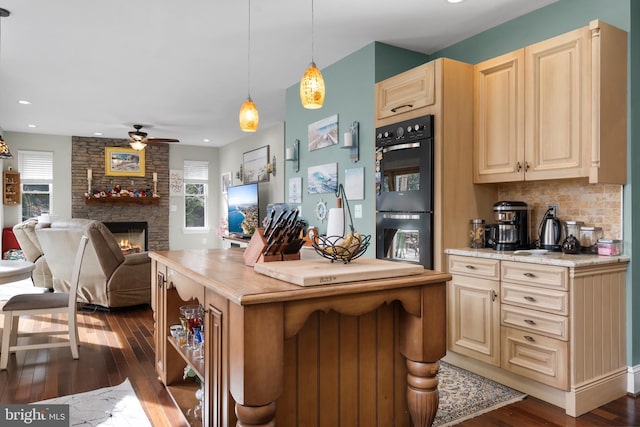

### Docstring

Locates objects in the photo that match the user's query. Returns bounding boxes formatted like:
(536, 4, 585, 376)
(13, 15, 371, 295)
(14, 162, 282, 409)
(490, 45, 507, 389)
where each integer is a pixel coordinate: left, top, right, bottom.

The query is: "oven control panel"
(375, 115, 433, 147)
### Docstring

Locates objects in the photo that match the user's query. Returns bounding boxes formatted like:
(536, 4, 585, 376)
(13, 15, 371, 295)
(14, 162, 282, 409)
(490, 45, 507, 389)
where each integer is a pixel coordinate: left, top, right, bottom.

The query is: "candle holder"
(341, 121, 359, 163)
(286, 139, 300, 173)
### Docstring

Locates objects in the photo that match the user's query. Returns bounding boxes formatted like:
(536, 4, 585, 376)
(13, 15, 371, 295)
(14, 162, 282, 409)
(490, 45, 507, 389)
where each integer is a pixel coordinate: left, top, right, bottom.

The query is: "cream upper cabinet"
(474, 50, 524, 183)
(474, 20, 627, 184)
(375, 61, 435, 122)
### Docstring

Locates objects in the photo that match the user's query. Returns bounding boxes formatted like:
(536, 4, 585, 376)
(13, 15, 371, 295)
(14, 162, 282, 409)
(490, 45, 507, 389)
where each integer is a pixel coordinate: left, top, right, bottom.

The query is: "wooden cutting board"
(253, 258, 424, 286)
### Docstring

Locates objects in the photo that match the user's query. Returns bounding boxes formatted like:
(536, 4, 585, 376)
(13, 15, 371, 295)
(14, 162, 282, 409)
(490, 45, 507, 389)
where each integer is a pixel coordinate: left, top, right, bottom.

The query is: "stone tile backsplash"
(498, 178, 622, 245)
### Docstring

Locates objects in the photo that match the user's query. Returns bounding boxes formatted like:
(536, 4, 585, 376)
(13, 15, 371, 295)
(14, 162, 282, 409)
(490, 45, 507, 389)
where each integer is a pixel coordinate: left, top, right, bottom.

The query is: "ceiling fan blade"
(147, 138, 180, 143)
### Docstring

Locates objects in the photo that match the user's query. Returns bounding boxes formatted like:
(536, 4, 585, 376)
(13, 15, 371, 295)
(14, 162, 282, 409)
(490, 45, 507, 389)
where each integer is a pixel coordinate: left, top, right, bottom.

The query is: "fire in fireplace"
(103, 221, 148, 254)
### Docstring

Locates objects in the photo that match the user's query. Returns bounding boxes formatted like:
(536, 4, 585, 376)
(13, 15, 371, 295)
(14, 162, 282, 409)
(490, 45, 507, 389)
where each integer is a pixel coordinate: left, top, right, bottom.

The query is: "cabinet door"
(448, 274, 500, 366)
(524, 26, 591, 180)
(474, 50, 524, 183)
(375, 61, 435, 121)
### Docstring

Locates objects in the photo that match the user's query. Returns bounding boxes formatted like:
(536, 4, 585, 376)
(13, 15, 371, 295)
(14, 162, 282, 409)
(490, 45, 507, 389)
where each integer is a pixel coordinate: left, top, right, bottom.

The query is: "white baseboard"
(627, 364, 640, 396)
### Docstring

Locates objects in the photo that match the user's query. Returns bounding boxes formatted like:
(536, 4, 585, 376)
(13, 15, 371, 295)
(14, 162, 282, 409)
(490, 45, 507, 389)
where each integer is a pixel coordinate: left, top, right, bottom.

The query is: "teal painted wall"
(284, 43, 427, 256)
(432, 0, 639, 368)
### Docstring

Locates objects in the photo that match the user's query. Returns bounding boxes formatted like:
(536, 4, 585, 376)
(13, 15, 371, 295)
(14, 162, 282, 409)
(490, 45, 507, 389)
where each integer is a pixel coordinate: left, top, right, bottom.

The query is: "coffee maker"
(492, 201, 530, 251)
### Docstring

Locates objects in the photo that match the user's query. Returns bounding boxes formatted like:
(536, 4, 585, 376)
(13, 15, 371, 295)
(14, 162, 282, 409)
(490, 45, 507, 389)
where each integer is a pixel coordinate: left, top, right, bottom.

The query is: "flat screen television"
(227, 183, 259, 238)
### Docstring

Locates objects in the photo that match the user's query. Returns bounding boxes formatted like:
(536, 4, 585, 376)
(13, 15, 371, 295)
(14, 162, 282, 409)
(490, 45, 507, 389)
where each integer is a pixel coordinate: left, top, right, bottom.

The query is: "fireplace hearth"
(104, 221, 148, 253)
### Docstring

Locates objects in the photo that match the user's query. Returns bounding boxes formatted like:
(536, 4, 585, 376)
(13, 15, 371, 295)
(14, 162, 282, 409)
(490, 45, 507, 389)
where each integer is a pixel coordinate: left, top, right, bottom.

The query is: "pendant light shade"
(0, 136, 13, 159)
(300, 61, 325, 109)
(239, 97, 259, 132)
(129, 140, 147, 151)
(239, 0, 259, 132)
(300, 0, 325, 109)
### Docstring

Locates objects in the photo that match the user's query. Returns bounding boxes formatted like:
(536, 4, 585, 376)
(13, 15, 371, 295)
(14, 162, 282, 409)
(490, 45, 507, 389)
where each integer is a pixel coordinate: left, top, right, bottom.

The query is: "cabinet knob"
(524, 161, 530, 172)
(524, 296, 536, 302)
(157, 272, 165, 289)
(491, 290, 498, 302)
(524, 335, 536, 342)
(516, 162, 522, 172)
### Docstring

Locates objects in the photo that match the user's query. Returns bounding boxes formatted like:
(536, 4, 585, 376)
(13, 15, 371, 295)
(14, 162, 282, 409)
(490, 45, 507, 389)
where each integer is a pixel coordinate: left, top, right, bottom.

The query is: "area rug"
(432, 361, 527, 427)
(35, 378, 151, 426)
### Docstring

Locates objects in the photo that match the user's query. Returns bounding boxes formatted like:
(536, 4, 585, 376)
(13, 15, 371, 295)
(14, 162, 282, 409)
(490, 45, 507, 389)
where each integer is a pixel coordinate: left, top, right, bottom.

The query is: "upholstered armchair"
(12, 218, 53, 289)
(36, 219, 151, 308)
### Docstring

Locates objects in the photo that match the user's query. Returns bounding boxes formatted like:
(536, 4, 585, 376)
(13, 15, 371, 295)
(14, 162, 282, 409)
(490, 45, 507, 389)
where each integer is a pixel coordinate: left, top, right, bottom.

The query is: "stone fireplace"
(71, 137, 169, 251)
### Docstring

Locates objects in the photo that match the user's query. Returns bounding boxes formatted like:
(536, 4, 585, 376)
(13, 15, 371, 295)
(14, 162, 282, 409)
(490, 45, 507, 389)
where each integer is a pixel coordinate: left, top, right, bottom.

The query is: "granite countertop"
(444, 247, 629, 268)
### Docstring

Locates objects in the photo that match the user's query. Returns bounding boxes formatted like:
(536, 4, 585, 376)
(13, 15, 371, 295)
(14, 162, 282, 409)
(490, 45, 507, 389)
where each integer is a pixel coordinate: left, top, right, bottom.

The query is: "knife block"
(242, 228, 301, 267)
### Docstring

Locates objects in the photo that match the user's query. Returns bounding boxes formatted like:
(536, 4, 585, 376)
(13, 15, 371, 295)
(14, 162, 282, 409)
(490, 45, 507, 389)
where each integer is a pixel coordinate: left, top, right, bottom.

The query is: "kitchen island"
(150, 248, 451, 426)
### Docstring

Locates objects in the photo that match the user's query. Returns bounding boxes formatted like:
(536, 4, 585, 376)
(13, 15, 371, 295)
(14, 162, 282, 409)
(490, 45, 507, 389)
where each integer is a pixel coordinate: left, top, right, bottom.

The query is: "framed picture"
(221, 171, 232, 194)
(288, 177, 302, 204)
(307, 163, 337, 194)
(243, 145, 270, 183)
(308, 114, 338, 151)
(169, 169, 184, 196)
(345, 167, 365, 200)
(105, 147, 145, 177)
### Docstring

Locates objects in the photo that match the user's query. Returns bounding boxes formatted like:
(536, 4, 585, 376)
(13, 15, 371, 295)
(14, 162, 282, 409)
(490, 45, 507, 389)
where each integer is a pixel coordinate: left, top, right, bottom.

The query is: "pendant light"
(299, 0, 325, 109)
(0, 8, 14, 159)
(239, 0, 259, 132)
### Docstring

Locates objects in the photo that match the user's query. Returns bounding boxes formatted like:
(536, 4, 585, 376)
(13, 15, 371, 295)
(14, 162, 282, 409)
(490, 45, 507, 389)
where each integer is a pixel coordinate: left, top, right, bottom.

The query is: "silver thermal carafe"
(492, 201, 530, 251)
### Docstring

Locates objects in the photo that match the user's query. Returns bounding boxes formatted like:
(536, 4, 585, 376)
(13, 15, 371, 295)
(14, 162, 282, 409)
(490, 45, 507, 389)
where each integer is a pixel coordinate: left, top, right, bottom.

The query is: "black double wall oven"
(375, 115, 434, 269)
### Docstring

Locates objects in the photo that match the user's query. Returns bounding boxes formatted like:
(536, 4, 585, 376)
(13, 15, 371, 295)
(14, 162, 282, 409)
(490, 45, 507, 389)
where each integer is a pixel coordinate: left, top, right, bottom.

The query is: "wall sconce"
(286, 139, 300, 173)
(341, 121, 359, 163)
(87, 168, 92, 194)
(267, 155, 276, 176)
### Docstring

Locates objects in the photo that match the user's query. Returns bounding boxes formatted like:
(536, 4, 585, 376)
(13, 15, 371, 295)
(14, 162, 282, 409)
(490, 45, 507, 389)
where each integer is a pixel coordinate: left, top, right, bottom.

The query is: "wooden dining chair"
(0, 235, 88, 370)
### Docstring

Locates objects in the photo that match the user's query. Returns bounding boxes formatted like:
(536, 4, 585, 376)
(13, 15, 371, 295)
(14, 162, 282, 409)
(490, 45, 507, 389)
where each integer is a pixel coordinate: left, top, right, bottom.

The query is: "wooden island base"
(150, 249, 451, 426)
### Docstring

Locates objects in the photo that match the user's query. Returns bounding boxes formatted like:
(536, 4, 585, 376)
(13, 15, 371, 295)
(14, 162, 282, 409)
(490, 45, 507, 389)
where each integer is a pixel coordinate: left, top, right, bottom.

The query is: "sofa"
(12, 218, 54, 289)
(36, 218, 151, 308)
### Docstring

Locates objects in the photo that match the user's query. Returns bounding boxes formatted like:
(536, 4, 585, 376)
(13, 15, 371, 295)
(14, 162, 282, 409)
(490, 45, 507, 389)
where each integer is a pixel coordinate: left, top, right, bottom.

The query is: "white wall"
(2, 131, 72, 227)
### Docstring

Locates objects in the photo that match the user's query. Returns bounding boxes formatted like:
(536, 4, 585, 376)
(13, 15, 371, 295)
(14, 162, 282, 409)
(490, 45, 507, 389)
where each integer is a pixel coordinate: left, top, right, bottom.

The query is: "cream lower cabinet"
(446, 254, 628, 417)
(474, 19, 627, 184)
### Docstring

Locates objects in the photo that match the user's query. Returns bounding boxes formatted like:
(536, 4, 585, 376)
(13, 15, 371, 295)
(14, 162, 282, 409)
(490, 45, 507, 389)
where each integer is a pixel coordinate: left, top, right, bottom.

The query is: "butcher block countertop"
(149, 248, 451, 306)
(445, 247, 629, 267)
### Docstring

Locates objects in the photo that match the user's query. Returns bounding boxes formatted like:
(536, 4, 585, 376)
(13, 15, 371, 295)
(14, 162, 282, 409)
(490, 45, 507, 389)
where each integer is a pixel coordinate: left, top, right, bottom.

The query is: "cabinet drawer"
(501, 304, 568, 340)
(448, 255, 500, 280)
(376, 62, 435, 120)
(501, 283, 568, 315)
(501, 261, 568, 290)
(501, 327, 568, 389)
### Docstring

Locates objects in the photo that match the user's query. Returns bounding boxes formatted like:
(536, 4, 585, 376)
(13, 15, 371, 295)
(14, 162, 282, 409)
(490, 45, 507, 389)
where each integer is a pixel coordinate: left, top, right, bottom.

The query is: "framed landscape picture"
(243, 145, 270, 183)
(105, 147, 145, 177)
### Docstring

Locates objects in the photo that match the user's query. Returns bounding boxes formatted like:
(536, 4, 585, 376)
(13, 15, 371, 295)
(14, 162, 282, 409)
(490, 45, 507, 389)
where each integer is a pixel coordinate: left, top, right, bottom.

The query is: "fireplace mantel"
(84, 197, 160, 206)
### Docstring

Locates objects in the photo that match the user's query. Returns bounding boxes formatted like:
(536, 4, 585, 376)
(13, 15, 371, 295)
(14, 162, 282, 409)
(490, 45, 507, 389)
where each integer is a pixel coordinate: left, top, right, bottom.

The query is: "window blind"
(18, 151, 53, 182)
(184, 160, 209, 182)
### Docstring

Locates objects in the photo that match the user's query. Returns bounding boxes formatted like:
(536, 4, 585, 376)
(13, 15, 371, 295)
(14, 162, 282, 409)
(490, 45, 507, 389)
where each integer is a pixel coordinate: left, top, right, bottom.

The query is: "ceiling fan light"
(239, 97, 259, 132)
(300, 62, 325, 109)
(0, 136, 13, 159)
(129, 140, 147, 151)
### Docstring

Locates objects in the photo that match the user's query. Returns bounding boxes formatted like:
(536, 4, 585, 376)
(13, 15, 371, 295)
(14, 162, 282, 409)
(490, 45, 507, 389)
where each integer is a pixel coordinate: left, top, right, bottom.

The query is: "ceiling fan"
(127, 124, 180, 150)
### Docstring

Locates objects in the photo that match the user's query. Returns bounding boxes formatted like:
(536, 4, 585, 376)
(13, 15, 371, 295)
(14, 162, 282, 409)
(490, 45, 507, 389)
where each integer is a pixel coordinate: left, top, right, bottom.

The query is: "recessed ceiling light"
(94, 132, 103, 136)
(203, 139, 210, 143)
(27, 124, 36, 128)
(18, 100, 31, 105)
(447, 0, 464, 3)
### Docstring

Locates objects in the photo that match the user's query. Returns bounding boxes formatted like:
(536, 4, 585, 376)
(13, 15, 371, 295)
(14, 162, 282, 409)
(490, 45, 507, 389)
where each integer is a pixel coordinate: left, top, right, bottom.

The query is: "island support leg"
(235, 402, 276, 427)
(406, 360, 440, 427)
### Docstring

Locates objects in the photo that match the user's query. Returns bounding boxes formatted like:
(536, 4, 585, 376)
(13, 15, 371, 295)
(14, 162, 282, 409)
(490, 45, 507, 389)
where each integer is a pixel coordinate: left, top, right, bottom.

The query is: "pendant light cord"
(311, 0, 315, 63)
(247, 0, 251, 99)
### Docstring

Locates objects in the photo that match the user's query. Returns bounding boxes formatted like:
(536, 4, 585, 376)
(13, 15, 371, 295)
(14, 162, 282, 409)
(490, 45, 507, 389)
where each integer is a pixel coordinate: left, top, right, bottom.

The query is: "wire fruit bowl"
(311, 232, 371, 263)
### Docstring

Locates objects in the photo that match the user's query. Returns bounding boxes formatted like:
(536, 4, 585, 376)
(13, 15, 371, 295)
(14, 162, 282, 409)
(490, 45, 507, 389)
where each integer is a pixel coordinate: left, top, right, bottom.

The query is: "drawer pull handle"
(524, 272, 536, 278)
(524, 296, 536, 302)
(464, 265, 476, 269)
(390, 104, 413, 113)
(524, 319, 536, 325)
(524, 335, 535, 342)
(491, 290, 498, 302)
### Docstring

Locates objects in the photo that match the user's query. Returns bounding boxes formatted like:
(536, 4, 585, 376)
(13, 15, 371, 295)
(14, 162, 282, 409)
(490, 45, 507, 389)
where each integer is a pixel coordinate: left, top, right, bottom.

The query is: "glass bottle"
(470, 219, 485, 248)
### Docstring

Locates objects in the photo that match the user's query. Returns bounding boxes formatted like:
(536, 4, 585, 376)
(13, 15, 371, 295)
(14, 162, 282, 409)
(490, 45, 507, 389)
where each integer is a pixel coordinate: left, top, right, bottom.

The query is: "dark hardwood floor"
(0, 305, 637, 427)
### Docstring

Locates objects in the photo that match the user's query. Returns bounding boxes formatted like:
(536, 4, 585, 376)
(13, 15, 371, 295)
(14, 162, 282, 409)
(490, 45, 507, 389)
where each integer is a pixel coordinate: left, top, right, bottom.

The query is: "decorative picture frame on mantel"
(105, 147, 145, 177)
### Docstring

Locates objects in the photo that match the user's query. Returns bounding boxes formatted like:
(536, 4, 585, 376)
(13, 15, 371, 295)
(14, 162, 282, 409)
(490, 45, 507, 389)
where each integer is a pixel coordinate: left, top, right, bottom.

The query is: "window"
(184, 160, 209, 230)
(19, 151, 53, 221)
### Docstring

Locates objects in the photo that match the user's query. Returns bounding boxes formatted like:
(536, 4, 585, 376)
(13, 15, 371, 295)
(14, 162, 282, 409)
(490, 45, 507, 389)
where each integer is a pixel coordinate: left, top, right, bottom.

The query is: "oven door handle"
(382, 142, 421, 153)
(381, 213, 422, 220)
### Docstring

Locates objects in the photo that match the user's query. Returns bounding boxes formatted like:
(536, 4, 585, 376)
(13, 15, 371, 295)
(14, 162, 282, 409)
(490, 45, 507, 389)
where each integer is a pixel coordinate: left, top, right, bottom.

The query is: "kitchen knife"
(263, 209, 276, 237)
